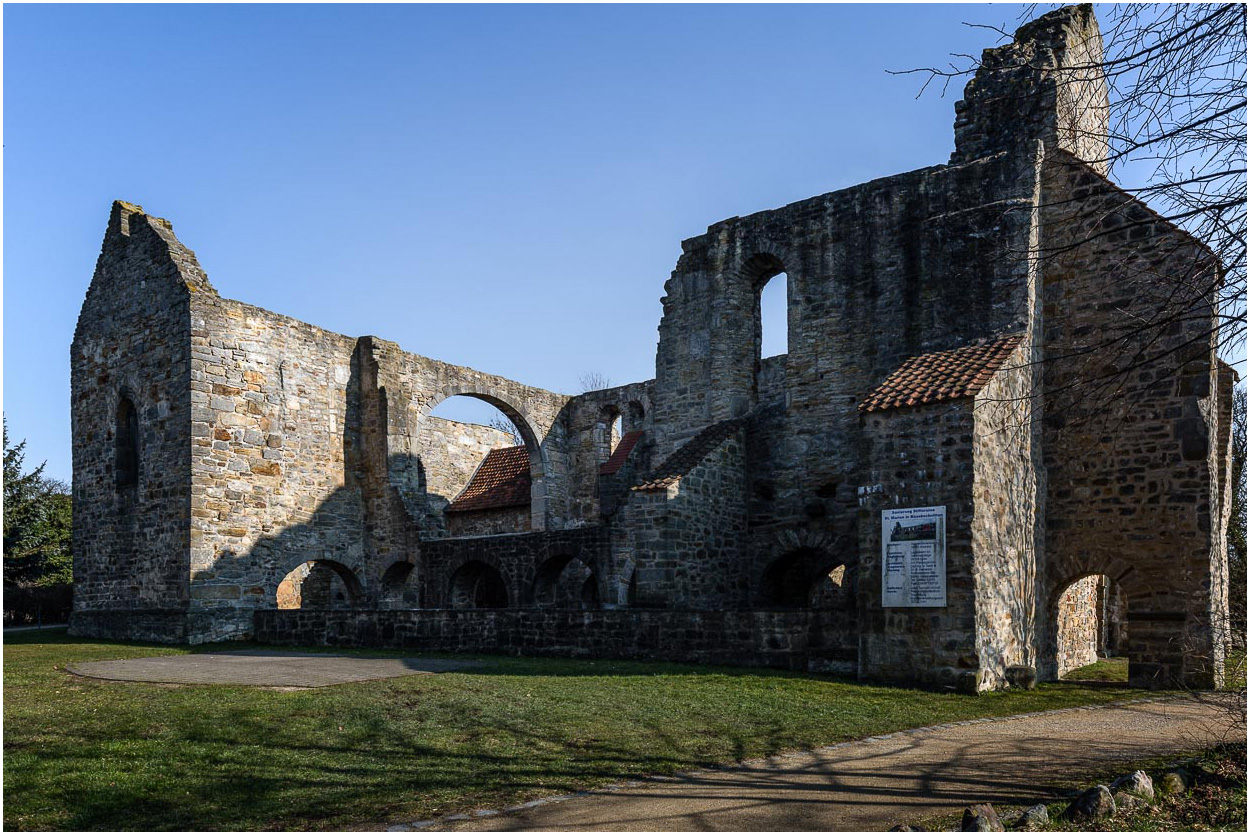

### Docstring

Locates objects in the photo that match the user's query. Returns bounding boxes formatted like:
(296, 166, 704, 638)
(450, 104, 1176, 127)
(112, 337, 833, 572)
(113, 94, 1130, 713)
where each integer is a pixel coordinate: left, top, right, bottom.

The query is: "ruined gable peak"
(952, 3, 1110, 174)
(97, 199, 216, 295)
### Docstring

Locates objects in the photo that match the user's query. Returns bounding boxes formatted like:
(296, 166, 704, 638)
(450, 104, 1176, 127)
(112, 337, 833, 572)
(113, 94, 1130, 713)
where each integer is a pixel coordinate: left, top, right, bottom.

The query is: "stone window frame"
(115, 389, 140, 490)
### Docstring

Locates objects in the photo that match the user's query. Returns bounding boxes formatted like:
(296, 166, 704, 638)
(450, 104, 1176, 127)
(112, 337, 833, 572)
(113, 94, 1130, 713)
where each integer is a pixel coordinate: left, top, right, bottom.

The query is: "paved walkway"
(396, 696, 1243, 832)
(68, 649, 479, 688)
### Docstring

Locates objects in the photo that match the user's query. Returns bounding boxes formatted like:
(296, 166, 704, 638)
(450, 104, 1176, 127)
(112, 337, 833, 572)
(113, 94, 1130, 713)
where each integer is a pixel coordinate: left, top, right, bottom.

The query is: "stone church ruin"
(70, 5, 1235, 690)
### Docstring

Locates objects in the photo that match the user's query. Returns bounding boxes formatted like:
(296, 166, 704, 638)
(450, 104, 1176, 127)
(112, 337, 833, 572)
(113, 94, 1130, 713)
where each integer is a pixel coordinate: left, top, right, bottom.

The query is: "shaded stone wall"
(615, 428, 750, 609)
(446, 507, 531, 538)
(254, 608, 855, 672)
(560, 381, 655, 523)
(420, 526, 609, 610)
(857, 402, 979, 690)
(70, 202, 202, 637)
(1039, 151, 1230, 687)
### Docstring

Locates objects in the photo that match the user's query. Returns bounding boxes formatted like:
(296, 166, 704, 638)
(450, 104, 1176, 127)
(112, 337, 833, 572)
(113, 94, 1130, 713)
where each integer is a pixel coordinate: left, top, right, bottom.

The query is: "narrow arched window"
(116, 396, 139, 488)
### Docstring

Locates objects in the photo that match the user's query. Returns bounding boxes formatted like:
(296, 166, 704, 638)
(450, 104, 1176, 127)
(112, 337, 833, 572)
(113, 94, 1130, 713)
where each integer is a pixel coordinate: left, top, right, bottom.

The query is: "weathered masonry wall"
(69, 5, 1233, 692)
(971, 339, 1044, 685)
(858, 402, 979, 691)
(617, 425, 750, 609)
(254, 608, 857, 672)
(1057, 574, 1104, 675)
(1038, 151, 1229, 687)
(420, 526, 609, 610)
(70, 203, 201, 637)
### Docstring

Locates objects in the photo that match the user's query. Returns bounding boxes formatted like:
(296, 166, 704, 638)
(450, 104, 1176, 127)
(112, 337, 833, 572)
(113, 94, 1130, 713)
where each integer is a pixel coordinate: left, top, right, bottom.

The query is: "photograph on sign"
(881, 505, 947, 607)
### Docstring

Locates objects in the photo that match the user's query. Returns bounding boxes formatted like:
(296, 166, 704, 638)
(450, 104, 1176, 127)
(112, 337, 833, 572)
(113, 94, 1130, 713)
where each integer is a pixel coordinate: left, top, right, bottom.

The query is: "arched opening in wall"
(809, 564, 851, 610)
(115, 394, 139, 489)
(449, 560, 509, 609)
(421, 393, 542, 535)
(594, 406, 623, 464)
(1055, 574, 1126, 681)
(758, 272, 789, 361)
(759, 549, 848, 609)
(745, 252, 789, 404)
(626, 400, 645, 434)
(380, 561, 416, 607)
(275, 560, 364, 610)
(531, 555, 599, 609)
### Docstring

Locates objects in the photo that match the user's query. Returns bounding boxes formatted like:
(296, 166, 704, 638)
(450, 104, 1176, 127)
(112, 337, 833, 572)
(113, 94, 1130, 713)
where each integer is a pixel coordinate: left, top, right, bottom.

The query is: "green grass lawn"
(5, 630, 1157, 831)
(1062, 656, 1129, 682)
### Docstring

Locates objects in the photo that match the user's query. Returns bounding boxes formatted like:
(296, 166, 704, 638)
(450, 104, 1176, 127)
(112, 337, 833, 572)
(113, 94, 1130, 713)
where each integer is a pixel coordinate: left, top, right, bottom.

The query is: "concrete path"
(68, 649, 479, 688)
(402, 696, 1242, 832)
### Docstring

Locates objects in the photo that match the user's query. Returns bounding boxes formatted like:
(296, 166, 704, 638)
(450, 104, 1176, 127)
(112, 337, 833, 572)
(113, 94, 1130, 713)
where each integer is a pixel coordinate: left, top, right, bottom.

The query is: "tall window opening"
(115, 395, 139, 488)
(758, 272, 789, 360)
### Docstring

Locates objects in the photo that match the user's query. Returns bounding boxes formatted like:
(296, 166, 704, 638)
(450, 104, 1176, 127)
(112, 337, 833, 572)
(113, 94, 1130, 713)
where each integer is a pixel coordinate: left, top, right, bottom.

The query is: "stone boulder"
(1156, 768, 1189, 795)
(1014, 803, 1049, 830)
(1064, 785, 1116, 822)
(1004, 665, 1037, 690)
(961, 803, 1004, 831)
(1111, 769, 1154, 800)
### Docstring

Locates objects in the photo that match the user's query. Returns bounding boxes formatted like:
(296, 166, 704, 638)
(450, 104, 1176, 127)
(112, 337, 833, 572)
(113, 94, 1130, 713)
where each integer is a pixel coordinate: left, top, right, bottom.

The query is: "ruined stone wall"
(1056, 574, 1103, 675)
(971, 338, 1044, 685)
(616, 429, 749, 609)
(648, 153, 1042, 626)
(187, 293, 362, 640)
(858, 402, 979, 690)
(952, 4, 1109, 173)
(255, 607, 846, 672)
(560, 381, 654, 523)
(70, 203, 204, 638)
(420, 526, 609, 609)
(446, 507, 531, 538)
(1039, 151, 1229, 687)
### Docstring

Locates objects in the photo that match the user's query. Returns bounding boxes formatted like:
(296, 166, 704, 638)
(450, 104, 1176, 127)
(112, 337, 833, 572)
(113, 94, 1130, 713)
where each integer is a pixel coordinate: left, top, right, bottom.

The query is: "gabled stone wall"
(70, 203, 201, 639)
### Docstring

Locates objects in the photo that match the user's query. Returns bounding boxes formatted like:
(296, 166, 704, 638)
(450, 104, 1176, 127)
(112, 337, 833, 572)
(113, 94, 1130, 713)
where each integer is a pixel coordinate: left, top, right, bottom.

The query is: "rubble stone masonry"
(70, 5, 1232, 689)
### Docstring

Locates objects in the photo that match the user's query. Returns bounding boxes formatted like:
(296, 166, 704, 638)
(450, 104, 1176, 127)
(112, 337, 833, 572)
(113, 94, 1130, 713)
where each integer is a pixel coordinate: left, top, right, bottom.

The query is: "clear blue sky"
(3, 3, 1084, 480)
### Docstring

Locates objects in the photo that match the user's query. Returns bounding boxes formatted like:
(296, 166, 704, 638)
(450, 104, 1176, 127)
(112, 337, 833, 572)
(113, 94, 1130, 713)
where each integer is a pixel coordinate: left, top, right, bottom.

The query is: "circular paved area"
(67, 649, 480, 688)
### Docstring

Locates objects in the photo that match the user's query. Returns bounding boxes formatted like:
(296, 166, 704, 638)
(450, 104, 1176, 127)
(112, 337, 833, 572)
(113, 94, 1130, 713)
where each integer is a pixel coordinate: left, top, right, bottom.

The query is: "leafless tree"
(578, 372, 612, 393)
(487, 414, 524, 447)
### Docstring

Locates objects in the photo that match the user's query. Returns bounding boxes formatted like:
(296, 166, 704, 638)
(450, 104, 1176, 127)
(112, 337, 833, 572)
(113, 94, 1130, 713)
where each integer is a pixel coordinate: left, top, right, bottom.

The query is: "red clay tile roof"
(445, 446, 531, 513)
(599, 431, 644, 476)
(859, 334, 1025, 413)
(633, 417, 747, 491)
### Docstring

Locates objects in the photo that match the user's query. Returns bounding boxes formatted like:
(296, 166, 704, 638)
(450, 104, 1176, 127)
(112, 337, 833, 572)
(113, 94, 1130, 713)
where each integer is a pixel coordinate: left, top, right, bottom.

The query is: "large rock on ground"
(1064, 785, 1116, 822)
(1111, 769, 1155, 800)
(1014, 803, 1049, 830)
(1156, 768, 1189, 795)
(961, 803, 1004, 831)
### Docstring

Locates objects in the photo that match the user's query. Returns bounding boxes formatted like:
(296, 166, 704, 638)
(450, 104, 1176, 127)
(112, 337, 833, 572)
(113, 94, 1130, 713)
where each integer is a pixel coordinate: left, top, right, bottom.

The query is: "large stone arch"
(1041, 553, 1188, 688)
(415, 384, 550, 531)
(275, 559, 365, 610)
(448, 560, 510, 609)
(756, 547, 849, 610)
(530, 554, 600, 609)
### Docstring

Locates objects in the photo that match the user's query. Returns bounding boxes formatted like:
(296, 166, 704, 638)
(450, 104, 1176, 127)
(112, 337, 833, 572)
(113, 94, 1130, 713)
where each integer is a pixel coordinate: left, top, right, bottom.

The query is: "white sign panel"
(881, 506, 947, 607)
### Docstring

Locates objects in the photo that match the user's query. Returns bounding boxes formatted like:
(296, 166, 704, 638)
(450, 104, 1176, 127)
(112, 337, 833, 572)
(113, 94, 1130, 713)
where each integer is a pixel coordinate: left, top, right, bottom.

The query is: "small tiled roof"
(599, 431, 644, 476)
(859, 334, 1025, 413)
(445, 446, 531, 513)
(633, 417, 746, 491)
